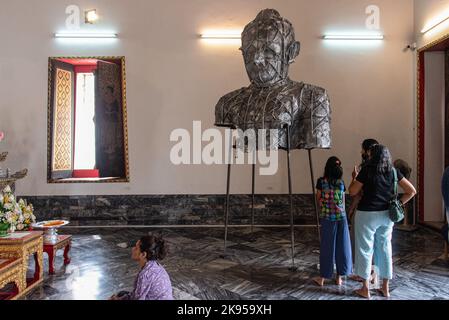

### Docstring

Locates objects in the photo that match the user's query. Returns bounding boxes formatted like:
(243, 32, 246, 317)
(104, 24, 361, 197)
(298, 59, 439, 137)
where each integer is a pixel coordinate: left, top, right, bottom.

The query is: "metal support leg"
(251, 163, 256, 234)
(221, 128, 234, 258)
(221, 162, 232, 258)
(308, 149, 321, 243)
(286, 125, 297, 271)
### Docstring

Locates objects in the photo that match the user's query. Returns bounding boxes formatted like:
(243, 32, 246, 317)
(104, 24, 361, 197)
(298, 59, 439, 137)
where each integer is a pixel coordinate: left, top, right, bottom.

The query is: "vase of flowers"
(18, 198, 36, 231)
(0, 185, 36, 235)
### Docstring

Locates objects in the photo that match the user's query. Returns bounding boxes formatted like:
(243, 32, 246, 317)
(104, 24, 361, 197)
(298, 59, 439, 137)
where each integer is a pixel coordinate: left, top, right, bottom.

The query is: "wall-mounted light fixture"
(322, 34, 384, 40)
(201, 34, 241, 39)
(85, 9, 99, 24)
(421, 14, 449, 34)
(54, 32, 117, 39)
(199, 30, 242, 46)
(200, 30, 242, 39)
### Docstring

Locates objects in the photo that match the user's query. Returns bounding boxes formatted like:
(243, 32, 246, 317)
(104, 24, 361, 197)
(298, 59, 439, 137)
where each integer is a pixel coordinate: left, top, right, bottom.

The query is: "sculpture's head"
(241, 9, 300, 87)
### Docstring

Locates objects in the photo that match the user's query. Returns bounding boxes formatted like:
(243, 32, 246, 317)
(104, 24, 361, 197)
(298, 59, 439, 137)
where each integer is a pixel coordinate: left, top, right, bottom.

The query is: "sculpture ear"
(287, 41, 301, 64)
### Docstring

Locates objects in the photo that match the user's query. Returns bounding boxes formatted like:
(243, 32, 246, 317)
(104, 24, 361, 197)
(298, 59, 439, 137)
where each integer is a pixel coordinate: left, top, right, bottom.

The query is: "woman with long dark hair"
(312, 156, 352, 287)
(349, 145, 416, 299)
(110, 234, 173, 300)
(348, 139, 379, 283)
(348, 139, 379, 217)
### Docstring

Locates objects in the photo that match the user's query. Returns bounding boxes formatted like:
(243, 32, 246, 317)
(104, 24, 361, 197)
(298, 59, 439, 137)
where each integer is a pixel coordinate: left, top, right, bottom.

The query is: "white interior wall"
(0, 0, 414, 196)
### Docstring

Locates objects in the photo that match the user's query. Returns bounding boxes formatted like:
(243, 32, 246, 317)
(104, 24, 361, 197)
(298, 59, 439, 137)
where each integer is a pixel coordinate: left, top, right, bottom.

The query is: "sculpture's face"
(242, 26, 286, 86)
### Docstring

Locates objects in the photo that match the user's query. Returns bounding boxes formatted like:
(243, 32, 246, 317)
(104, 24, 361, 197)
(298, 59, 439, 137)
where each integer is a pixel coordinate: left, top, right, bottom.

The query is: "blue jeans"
(319, 218, 353, 279)
(354, 210, 394, 280)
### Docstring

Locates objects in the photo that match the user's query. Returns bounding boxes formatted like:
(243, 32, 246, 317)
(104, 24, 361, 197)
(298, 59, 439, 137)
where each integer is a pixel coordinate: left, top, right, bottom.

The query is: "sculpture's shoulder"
(216, 87, 249, 106)
(291, 81, 329, 99)
(288, 82, 332, 150)
(215, 87, 249, 127)
(288, 82, 331, 112)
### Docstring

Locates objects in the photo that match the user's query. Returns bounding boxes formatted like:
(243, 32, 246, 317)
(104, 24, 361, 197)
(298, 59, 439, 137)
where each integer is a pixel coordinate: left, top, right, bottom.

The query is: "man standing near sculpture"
(214, 9, 332, 268)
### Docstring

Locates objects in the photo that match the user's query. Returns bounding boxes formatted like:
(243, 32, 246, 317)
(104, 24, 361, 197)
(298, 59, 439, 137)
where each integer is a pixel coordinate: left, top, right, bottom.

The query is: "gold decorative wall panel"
(52, 68, 72, 171)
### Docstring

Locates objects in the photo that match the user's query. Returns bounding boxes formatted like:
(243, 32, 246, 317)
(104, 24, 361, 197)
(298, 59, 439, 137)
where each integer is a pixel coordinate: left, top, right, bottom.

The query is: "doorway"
(417, 34, 449, 228)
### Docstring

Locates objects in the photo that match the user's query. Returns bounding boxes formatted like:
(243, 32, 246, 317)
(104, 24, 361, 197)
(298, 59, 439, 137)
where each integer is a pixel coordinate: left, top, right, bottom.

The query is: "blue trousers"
(354, 210, 394, 280)
(319, 218, 353, 279)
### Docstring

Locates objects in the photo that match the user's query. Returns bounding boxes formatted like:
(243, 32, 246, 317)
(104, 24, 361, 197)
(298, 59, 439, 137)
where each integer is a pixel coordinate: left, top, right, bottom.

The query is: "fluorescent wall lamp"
(421, 15, 449, 34)
(200, 30, 242, 39)
(201, 34, 241, 39)
(323, 34, 384, 40)
(54, 33, 117, 39)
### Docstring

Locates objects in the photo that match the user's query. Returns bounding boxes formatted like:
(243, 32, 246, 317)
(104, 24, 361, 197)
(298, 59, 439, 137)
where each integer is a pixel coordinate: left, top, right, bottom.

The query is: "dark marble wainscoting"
(22, 194, 352, 226)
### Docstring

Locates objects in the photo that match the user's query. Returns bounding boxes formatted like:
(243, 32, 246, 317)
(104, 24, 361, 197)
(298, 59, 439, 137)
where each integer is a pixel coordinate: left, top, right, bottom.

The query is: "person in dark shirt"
(348, 139, 379, 221)
(349, 144, 416, 299)
(348, 139, 378, 283)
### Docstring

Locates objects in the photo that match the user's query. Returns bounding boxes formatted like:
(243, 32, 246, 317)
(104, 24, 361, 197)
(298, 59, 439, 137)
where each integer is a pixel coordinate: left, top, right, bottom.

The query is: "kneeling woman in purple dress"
(111, 235, 173, 300)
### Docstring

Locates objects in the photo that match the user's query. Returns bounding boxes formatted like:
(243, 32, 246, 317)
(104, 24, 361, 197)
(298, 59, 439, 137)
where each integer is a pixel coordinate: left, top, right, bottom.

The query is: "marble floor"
(16, 226, 449, 300)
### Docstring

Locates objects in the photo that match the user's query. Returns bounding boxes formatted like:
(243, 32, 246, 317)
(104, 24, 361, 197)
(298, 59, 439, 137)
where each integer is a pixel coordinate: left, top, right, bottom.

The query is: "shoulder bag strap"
(392, 168, 398, 200)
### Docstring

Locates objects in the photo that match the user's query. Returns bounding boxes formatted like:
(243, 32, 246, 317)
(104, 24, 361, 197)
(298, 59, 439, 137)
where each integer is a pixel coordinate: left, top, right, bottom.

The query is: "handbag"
(389, 168, 405, 223)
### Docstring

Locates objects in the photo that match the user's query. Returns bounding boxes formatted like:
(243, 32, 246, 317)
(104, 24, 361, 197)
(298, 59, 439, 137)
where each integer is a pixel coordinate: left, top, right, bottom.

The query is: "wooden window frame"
(47, 56, 130, 184)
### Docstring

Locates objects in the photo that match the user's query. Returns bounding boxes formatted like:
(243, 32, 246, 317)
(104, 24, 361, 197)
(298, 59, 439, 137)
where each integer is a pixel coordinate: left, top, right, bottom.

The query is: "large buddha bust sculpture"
(215, 9, 331, 150)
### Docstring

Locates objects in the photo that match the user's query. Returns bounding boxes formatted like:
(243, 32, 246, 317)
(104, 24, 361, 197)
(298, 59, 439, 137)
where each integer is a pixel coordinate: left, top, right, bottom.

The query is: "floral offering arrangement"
(0, 185, 36, 233)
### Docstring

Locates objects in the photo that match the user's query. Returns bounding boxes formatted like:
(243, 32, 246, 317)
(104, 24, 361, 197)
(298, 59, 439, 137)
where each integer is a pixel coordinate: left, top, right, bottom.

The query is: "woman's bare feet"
(376, 288, 390, 298)
(355, 287, 370, 299)
(312, 277, 325, 287)
(377, 279, 390, 298)
(355, 280, 371, 299)
(336, 276, 343, 286)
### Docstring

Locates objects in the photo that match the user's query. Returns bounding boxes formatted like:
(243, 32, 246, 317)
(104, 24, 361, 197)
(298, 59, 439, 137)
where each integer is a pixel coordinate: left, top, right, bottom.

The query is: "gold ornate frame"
(416, 33, 449, 222)
(47, 56, 130, 184)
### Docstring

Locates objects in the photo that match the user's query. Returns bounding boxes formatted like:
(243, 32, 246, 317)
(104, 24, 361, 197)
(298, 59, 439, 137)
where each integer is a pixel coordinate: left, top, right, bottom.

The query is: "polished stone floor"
(18, 226, 449, 300)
